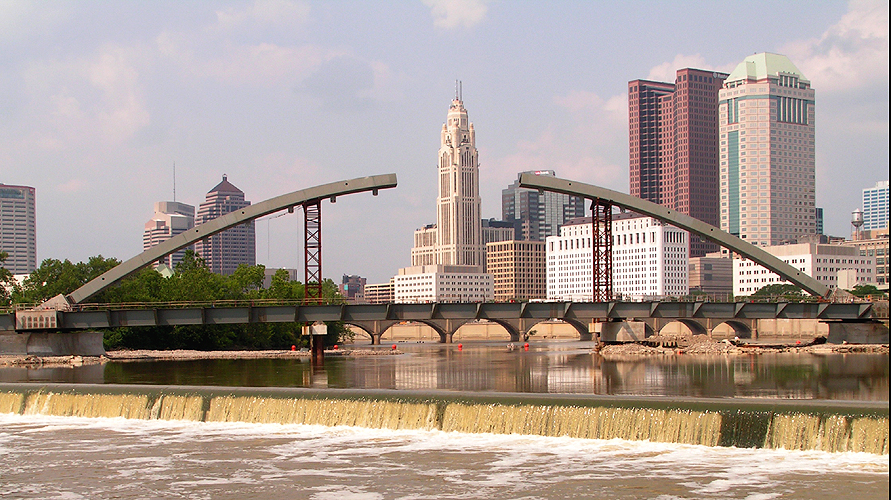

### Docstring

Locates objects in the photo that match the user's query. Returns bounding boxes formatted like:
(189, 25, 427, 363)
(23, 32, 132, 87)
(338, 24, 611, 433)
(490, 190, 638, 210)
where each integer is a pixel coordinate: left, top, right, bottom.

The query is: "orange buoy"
(458, 344, 463, 350)
(333, 344, 338, 350)
(291, 345, 296, 351)
(392, 344, 397, 350)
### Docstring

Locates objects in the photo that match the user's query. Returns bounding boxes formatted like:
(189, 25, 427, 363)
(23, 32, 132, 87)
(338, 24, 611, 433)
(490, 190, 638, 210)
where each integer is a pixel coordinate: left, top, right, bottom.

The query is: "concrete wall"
(0, 332, 105, 356)
(350, 321, 585, 342)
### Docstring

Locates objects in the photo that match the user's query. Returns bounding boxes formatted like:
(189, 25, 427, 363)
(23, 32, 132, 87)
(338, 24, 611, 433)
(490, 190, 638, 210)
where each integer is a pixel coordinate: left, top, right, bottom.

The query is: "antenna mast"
(173, 161, 176, 202)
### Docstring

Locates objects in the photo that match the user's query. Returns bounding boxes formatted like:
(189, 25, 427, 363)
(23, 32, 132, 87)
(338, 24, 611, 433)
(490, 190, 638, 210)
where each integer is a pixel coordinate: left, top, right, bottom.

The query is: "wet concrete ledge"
(2, 382, 887, 418)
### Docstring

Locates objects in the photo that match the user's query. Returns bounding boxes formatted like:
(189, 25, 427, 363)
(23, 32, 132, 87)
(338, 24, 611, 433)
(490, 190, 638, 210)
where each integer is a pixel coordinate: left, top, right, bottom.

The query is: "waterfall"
(1, 386, 887, 455)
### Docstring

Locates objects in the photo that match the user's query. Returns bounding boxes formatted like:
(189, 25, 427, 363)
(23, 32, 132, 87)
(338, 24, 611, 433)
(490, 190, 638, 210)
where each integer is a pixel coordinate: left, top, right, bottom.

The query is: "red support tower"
(304, 201, 323, 305)
(591, 198, 613, 302)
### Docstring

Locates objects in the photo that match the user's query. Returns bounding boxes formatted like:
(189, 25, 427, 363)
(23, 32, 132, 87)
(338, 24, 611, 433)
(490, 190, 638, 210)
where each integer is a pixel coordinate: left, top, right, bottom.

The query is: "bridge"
(3, 299, 884, 355)
(4, 174, 887, 356)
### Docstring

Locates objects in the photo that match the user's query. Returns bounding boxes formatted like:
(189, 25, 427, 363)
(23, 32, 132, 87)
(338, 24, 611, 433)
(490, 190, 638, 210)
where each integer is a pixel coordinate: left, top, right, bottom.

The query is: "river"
(0, 341, 887, 499)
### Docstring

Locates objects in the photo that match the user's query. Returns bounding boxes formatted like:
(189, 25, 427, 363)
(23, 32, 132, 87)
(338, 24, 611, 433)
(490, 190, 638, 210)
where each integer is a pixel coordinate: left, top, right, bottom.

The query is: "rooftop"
(725, 52, 809, 84)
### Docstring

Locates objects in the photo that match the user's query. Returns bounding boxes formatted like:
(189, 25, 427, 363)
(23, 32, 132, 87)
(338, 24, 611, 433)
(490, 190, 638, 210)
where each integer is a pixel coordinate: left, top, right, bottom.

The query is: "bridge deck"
(4, 301, 878, 332)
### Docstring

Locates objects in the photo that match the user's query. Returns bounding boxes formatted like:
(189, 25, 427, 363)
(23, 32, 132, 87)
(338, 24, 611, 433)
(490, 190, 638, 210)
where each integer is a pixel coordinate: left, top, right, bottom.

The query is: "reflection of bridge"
(3, 300, 879, 348)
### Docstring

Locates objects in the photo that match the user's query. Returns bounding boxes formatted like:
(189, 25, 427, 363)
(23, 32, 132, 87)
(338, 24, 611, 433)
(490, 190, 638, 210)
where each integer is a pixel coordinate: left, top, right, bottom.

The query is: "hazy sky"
(2, 0, 888, 283)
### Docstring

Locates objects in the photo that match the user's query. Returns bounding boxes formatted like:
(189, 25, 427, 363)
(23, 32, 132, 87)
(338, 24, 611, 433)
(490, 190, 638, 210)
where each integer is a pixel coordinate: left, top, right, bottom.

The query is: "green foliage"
(750, 284, 805, 300)
(13, 250, 353, 351)
(18, 256, 120, 304)
(0, 251, 17, 307)
(849, 284, 886, 298)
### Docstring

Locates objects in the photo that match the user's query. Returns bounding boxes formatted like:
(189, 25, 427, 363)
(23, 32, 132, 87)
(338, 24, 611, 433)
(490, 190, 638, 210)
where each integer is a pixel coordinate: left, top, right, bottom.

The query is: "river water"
(2, 342, 889, 400)
(0, 341, 888, 499)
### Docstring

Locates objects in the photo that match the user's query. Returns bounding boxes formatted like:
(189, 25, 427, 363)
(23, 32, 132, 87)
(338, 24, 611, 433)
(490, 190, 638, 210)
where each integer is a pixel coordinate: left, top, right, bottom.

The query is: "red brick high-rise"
(629, 68, 727, 257)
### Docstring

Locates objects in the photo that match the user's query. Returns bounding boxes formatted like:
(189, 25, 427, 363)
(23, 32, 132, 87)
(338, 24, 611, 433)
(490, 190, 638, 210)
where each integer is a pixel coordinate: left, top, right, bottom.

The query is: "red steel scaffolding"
(591, 198, 613, 302)
(303, 201, 323, 305)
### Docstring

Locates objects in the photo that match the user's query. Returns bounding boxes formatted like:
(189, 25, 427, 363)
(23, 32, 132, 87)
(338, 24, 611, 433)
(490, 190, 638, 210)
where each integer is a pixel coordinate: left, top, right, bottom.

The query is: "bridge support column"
(599, 321, 648, 343)
(0, 331, 106, 356)
(371, 333, 382, 345)
(824, 321, 888, 344)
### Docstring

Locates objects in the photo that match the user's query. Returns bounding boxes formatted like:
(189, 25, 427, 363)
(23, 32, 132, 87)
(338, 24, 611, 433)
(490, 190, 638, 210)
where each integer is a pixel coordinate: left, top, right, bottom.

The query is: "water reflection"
(1, 342, 887, 400)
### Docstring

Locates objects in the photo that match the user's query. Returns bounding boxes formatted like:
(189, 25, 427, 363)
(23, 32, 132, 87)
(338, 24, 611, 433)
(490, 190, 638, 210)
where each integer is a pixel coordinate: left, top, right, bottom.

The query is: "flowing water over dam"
(0, 342, 888, 498)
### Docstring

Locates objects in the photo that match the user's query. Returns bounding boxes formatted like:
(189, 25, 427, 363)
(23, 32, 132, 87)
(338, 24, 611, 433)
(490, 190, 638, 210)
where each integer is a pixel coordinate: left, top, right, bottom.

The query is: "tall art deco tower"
(435, 90, 483, 269)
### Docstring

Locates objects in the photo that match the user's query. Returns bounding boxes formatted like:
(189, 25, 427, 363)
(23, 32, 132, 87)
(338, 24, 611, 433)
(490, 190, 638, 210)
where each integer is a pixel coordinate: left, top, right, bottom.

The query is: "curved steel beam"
(67, 174, 398, 304)
(518, 173, 829, 297)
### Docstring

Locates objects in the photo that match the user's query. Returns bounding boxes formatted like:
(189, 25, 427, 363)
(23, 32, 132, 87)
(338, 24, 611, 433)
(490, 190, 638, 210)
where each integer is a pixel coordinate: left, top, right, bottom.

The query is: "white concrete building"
(546, 215, 689, 301)
(395, 265, 493, 303)
(733, 242, 875, 295)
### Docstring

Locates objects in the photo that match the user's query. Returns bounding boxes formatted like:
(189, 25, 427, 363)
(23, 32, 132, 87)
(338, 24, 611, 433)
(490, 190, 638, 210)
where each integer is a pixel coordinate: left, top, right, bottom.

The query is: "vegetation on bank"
(1, 251, 351, 351)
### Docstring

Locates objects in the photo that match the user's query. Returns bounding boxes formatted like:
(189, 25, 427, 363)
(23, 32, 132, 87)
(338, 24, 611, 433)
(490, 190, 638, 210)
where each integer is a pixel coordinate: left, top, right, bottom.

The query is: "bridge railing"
(12, 298, 348, 313)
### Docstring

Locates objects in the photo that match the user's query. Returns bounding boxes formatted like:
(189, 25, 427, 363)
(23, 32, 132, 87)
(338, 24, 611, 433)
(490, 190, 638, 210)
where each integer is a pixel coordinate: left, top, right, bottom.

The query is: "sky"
(1, 0, 888, 283)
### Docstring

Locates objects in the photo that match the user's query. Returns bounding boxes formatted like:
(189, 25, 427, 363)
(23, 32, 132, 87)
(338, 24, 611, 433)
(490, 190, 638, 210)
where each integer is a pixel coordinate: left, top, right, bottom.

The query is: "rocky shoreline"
(0, 347, 401, 367)
(597, 334, 889, 360)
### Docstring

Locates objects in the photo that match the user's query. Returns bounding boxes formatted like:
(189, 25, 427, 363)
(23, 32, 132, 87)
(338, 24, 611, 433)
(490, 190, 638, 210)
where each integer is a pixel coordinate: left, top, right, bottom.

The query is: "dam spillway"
(1, 383, 887, 455)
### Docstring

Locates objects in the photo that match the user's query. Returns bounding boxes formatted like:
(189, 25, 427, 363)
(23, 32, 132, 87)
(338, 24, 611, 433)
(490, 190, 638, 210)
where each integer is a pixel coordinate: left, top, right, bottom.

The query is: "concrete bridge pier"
(825, 321, 889, 344)
(0, 331, 105, 356)
(349, 320, 399, 345)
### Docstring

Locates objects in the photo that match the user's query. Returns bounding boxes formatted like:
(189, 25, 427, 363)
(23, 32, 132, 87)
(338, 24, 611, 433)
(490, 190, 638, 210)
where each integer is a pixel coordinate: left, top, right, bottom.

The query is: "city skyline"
(2, 1, 887, 283)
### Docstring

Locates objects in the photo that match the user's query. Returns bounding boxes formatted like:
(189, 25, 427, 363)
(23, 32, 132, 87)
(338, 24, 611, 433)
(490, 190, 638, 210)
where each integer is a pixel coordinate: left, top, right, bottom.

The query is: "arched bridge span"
(65, 174, 398, 305)
(518, 174, 829, 297)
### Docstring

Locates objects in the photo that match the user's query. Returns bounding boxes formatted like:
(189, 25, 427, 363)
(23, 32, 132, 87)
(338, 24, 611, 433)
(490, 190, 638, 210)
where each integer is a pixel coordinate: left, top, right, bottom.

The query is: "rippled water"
(0, 413, 887, 500)
(2, 341, 888, 400)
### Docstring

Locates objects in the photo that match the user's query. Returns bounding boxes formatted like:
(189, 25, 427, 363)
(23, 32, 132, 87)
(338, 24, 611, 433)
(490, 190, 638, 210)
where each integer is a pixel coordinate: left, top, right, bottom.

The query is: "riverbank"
(0, 347, 401, 366)
(597, 334, 889, 359)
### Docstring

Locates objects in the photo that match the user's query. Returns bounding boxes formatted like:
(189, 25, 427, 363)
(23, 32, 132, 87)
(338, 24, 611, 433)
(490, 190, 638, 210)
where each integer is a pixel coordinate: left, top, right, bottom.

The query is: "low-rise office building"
(546, 214, 689, 301)
(486, 240, 546, 301)
(733, 242, 874, 295)
(394, 265, 493, 303)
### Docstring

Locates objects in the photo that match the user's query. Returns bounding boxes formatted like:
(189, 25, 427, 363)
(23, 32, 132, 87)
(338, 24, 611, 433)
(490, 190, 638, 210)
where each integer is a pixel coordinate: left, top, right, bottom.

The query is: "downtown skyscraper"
(194, 175, 255, 275)
(501, 170, 585, 242)
(412, 91, 484, 271)
(628, 68, 727, 257)
(718, 53, 816, 247)
(0, 183, 36, 274)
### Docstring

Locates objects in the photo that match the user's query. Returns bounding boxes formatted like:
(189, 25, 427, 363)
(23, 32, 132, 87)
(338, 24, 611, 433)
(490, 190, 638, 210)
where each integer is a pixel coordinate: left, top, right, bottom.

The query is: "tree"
(0, 251, 19, 307)
(19, 256, 120, 304)
(750, 284, 805, 300)
(849, 284, 886, 299)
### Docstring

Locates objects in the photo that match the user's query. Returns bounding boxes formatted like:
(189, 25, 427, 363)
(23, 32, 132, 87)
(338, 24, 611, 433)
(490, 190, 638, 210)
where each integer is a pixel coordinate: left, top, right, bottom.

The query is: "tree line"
(1, 250, 352, 351)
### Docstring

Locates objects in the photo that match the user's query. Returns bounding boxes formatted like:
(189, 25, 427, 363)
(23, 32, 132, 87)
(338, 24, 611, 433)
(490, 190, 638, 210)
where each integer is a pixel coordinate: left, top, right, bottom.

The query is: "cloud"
(55, 178, 88, 193)
(781, 0, 889, 92)
(646, 54, 708, 82)
(423, 0, 488, 29)
(156, 30, 335, 88)
(215, 0, 311, 30)
(646, 53, 737, 82)
(300, 55, 376, 111)
(484, 90, 628, 195)
(20, 44, 150, 148)
(0, 0, 68, 45)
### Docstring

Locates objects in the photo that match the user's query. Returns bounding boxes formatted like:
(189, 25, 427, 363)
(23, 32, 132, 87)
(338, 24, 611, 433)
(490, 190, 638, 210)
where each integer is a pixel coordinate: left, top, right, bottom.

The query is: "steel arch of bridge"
(518, 173, 829, 297)
(65, 174, 398, 305)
